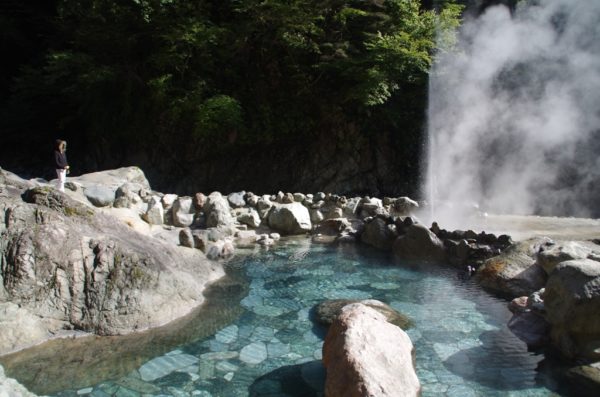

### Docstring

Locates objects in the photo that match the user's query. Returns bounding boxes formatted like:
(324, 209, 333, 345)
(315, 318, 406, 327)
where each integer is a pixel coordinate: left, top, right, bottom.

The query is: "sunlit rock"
(268, 203, 312, 235)
(322, 303, 420, 397)
(474, 238, 549, 298)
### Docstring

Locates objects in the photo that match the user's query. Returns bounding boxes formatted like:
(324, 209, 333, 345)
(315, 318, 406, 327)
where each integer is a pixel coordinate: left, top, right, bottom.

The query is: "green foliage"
(1, 0, 463, 168)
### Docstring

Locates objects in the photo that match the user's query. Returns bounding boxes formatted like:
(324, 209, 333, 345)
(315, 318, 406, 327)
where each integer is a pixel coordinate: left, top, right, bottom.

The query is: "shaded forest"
(0, 0, 475, 196)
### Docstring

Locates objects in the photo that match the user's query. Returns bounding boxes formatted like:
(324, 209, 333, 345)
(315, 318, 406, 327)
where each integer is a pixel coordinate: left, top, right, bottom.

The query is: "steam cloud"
(424, 0, 600, 229)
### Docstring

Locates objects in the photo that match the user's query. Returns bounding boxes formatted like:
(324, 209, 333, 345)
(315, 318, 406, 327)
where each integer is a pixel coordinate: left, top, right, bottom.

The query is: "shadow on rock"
(249, 361, 325, 397)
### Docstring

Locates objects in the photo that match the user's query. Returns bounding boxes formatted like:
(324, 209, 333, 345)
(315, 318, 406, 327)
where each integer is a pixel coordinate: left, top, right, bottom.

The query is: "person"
(54, 139, 70, 192)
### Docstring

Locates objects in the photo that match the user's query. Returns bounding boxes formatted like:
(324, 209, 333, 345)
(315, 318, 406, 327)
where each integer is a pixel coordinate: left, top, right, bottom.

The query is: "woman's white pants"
(56, 169, 66, 192)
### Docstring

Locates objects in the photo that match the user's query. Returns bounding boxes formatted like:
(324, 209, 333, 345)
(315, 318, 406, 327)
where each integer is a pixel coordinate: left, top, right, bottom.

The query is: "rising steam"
(424, 0, 600, 229)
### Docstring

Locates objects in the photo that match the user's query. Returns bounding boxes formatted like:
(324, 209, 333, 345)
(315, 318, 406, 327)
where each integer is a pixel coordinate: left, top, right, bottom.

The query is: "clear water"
(8, 238, 567, 396)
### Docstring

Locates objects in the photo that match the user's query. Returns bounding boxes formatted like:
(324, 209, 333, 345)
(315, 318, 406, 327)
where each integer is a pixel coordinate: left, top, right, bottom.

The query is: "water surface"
(2, 238, 567, 396)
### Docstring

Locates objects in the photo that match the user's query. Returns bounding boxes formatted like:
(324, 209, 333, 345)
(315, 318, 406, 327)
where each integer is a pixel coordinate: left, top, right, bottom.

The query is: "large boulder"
(544, 259, 600, 360)
(361, 217, 396, 250)
(0, 180, 224, 354)
(205, 192, 235, 228)
(537, 241, 600, 275)
(68, 166, 151, 191)
(322, 303, 420, 397)
(268, 203, 312, 235)
(392, 223, 446, 263)
(474, 238, 549, 298)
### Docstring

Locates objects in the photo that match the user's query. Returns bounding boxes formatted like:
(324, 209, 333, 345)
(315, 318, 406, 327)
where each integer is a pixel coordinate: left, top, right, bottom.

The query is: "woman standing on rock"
(54, 139, 70, 192)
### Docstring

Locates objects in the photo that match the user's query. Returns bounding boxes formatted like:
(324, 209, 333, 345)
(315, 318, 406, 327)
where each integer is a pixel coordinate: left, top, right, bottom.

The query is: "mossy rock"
(312, 299, 413, 330)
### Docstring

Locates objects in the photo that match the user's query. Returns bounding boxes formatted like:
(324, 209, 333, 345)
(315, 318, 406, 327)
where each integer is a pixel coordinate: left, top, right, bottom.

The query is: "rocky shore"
(1, 166, 600, 396)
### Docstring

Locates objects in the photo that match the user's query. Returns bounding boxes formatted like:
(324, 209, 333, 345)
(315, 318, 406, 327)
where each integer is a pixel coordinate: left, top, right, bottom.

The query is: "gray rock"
(537, 241, 600, 275)
(544, 259, 600, 360)
(392, 223, 446, 263)
(293, 193, 306, 202)
(179, 229, 194, 248)
(309, 209, 324, 224)
(113, 183, 145, 210)
(322, 303, 420, 397)
(84, 184, 115, 207)
(235, 230, 258, 244)
(227, 192, 246, 208)
(205, 192, 235, 228)
(1, 180, 224, 354)
(388, 197, 419, 217)
(474, 238, 549, 298)
(315, 218, 350, 236)
(142, 196, 164, 225)
(172, 196, 194, 227)
(237, 209, 261, 228)
(268, 203, 312, 235)
(193, 192, 207, 210)
(361, 218, 396, 250)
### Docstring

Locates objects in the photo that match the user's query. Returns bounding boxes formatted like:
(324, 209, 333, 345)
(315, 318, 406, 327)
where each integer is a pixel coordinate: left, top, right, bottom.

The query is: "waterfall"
(423, 0, 600, 230)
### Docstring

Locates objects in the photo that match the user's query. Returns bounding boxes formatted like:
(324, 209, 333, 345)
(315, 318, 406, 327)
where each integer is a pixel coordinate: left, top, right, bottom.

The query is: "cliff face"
(0, 168, 224, 355)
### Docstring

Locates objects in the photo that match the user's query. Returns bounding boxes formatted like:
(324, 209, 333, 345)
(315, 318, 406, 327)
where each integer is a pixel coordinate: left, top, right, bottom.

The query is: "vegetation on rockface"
(0, 0, 462, 195)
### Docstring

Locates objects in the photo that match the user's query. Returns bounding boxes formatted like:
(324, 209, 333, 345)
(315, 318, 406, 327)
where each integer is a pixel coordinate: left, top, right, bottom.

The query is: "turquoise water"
(47, 238, 562, 396)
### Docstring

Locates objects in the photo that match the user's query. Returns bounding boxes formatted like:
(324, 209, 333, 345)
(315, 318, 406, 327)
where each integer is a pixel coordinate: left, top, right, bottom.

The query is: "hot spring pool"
(2, 238, 568, 396)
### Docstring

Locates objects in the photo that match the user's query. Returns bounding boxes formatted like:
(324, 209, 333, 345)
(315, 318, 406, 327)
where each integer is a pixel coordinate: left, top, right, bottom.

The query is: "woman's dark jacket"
(54, 150, 68, 169)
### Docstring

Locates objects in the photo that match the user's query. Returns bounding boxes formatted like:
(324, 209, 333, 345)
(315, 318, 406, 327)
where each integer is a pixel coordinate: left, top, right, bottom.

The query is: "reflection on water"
(0, 275, 247, 394)
(0, 238, 573, 396)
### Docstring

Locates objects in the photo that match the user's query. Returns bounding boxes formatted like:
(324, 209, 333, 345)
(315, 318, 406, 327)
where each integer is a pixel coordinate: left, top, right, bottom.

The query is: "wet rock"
(544, 259, 600, 360)
(474, 238, 549, 298)
(565, 363, 600, 397)
(322, 303, 420, 397)
(240, 342, 268, 364)
(235, 230, 258, 244)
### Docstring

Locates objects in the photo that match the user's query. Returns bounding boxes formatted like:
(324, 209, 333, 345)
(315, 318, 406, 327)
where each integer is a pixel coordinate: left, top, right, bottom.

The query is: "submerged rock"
(313, 299, 412, 330)
(322, 303, 420, 397)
